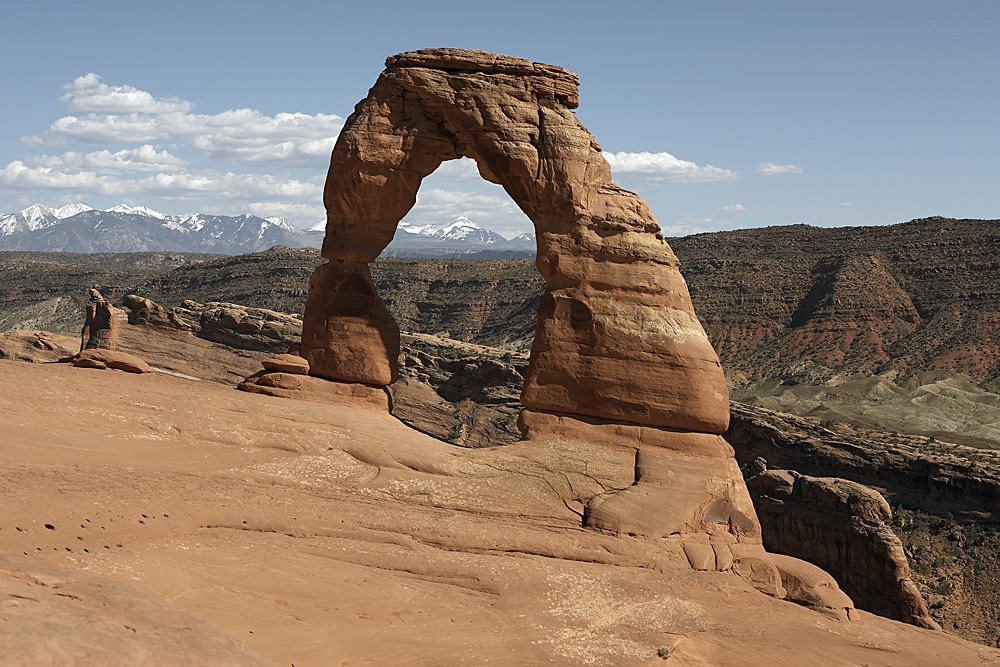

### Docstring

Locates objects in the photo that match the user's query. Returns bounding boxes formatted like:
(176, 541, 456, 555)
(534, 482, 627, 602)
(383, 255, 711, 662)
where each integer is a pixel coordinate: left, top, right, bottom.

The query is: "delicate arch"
(301, 48, 730, 433)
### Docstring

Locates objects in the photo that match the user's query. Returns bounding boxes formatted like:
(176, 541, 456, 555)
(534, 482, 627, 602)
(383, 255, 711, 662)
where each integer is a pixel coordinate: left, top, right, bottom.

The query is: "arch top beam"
(302, 48, 730, 434)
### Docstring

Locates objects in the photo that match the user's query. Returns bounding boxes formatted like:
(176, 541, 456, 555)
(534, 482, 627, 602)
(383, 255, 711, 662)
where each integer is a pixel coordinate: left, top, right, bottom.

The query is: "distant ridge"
(0, 204, 534, 257)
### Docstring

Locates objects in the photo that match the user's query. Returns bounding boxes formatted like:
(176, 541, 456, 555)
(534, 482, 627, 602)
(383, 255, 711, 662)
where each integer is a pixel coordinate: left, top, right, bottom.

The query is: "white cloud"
(21, 145, 188, 174)
(840, 201, 853, 206)
(60, 73, 192, 114)
(604, 151, 739, 183)
(719, 204, 745, 212)
(0, 160, 118, 192)
(659, 218, 734, 236)
(26, 74, 345, 171)
(0, 159, 322, 208)
(29, 107, 344, 168)
(429, 157, 484, 182)
(756, 162, 803, 176)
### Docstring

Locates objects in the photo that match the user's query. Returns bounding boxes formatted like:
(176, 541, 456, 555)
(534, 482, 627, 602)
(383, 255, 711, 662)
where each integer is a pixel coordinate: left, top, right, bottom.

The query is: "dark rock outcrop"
(726, 402, 1000, 517)
(746, 468, 938, 629)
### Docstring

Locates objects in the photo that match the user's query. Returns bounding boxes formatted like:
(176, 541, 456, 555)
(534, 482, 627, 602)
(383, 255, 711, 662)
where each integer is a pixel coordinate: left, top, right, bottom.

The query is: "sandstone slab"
(262, 353, 310, 375)
(74, 348, 151, 374)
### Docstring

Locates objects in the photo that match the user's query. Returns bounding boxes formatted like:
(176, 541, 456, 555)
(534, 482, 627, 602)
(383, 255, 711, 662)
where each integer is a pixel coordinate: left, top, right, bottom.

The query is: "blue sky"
(1, 1, 997, 238)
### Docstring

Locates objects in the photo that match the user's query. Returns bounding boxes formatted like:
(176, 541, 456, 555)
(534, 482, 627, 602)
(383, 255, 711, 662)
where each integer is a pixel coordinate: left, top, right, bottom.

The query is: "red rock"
(262, 353, 310, 375)
(300, 48, 727, 432)
(238, 370, 389, 410)
(74, 349, 151, 374)
(80, 288, 126, 352)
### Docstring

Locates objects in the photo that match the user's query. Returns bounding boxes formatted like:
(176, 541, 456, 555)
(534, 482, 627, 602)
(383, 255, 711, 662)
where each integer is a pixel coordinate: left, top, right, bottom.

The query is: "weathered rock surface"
(120, 294, 303, 356)
(80, 288, 126, 352)
(726, 402, 1000, 517)
(0, 330, 77, 363)
(7, 360, 996, 665)
(0, 554, 272, 666)
(73, 348, 152, 374)
(238, 370, 390, 410)
(746, 468, 939, 629)
(123, 293, 190, 330)
(262, 353, 310, 375)
(301, 261, 398, 385)
(301, 48, 728, 432)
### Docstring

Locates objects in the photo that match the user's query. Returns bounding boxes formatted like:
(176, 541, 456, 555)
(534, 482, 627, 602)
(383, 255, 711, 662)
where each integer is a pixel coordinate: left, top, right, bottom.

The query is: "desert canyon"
(3, 49, 1000, 666)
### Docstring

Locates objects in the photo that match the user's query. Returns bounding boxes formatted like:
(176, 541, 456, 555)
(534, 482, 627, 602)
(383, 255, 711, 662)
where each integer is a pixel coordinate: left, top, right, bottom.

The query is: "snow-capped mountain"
(105, 203, 166, 219)
(0, 204, 536, 257)
(0, 202, 323, 254)
(0, 202, 96, 236)
(397, 215, 508, 245)
(384, 215, 534, 257)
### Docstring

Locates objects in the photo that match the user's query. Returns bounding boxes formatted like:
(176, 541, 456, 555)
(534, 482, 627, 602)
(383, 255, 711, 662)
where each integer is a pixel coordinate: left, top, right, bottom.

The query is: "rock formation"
(297, 48, 805, 602)
(302, 48, 727, 431)
(73, 348, 152, 374)
(80, 288, 126, 351)
(747, 468, 939, 629)
(123, 294, 190, 330)
(121, 296, 303, 354)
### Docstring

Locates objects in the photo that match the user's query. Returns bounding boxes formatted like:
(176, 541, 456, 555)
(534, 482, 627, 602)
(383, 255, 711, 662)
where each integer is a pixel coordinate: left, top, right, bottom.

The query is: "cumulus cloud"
(719, 204, 745, 212)
(756, 162, 802, 176)
(411, 187, 521, 219)
(60, 73, 192, 114)
(604, 151, 739, 183)
(29, 107, 344, 167)
(428, 157, 485, 182)
(0, 158, 322, 208)
(0, 160, 118, 192)
(26, 74, 345, 170)
(20, 145, 188, 174)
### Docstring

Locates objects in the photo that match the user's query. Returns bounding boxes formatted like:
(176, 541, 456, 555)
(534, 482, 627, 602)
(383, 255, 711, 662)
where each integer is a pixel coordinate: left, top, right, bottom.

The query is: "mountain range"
(0, 203, 535, 257)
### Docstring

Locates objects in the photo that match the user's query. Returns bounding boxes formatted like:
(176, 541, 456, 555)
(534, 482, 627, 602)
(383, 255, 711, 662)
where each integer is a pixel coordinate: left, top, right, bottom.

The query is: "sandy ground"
(2, 358, 999, 666)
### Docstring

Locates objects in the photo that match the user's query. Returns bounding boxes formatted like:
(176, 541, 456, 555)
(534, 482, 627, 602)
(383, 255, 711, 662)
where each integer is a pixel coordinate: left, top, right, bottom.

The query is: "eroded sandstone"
(301, 48, 728, 432)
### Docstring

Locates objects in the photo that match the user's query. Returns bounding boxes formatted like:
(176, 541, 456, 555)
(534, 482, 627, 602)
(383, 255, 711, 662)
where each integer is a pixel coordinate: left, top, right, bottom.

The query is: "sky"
(1, 1, 998, 238)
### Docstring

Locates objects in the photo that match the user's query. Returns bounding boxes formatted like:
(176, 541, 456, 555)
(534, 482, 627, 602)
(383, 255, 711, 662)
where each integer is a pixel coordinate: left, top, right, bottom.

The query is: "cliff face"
(746, 469, 937, 629)
(725, 402, 1000, 517)
(726, 402, 1000, 643)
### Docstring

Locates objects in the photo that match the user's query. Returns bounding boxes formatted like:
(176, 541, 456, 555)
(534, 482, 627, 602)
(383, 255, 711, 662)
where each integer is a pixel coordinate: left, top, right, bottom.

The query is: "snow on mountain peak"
(442, 215, 480, 232)
(0, 204, 60, 236)
(54, 203, 94, 219)
(106, 203, 166, 219)
(264, 216, 297, 232)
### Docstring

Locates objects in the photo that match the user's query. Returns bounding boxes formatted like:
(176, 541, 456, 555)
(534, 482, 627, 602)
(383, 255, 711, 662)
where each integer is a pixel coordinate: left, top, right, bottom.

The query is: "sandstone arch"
(301, 48, 730, 434)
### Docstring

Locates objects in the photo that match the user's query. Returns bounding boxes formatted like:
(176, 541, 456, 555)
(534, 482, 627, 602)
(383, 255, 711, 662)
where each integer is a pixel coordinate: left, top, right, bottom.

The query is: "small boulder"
(262, 354, 310, 375)
(74, 349, 152, 374)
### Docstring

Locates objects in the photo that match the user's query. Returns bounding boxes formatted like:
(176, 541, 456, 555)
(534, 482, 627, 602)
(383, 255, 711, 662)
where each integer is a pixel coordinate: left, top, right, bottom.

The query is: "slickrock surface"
(0, 554, 271, 666)
(0, 329, 77, 363)
(302, 48, 728, 432)
(2, 359, 998, 666)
